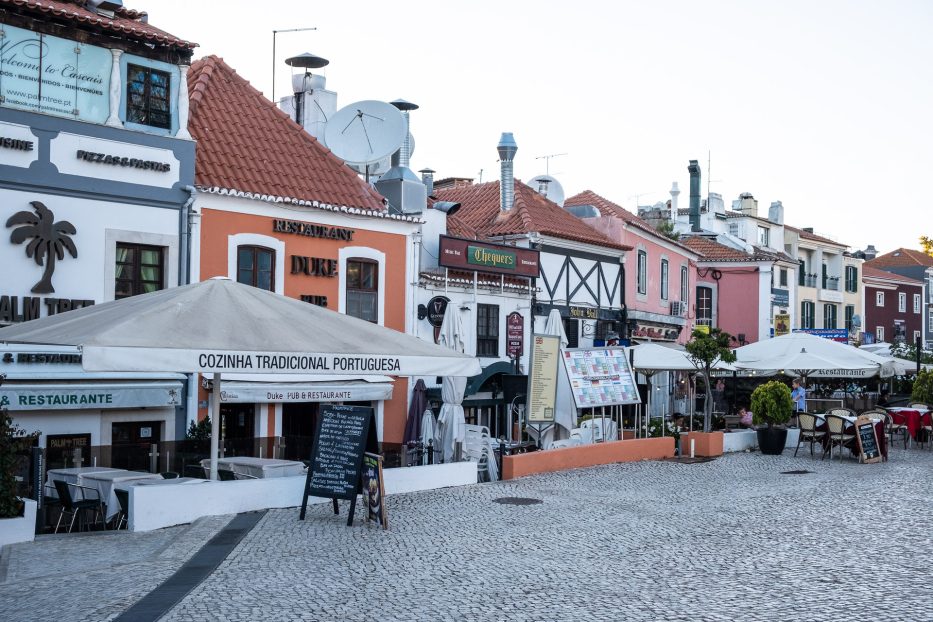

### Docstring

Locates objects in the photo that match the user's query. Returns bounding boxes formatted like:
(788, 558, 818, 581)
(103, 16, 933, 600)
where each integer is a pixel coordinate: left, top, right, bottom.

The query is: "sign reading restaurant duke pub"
(438, 235, 540, 278)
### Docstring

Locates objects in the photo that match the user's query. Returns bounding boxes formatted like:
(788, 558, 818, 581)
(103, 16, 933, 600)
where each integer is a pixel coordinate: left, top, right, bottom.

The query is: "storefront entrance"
(111, 421, 162, 470)
(281, 402, 319, 461)
(221, 404, 256, 456)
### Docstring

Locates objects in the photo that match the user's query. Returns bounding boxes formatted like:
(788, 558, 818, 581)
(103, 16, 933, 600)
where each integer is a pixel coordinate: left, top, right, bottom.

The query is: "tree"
(655, 219, 680, 241)
(186, 416, 212, 440)
(0, 406, 40, 518)
(6, 200, 77, 294)
(685, 327, 737, 431)
(911, 369, 933, 405)
(921, 236, 933, 257)
(890, 341, 933, 366)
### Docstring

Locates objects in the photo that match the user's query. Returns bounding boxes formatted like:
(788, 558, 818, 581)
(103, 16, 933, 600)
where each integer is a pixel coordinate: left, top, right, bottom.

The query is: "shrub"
(750, 381, 793, 428)
(911, 369, 933, 404)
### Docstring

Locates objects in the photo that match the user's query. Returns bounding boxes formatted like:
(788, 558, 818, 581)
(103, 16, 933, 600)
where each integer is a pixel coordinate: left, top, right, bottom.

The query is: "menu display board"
(527, 334, 560, 422)
(561, 348, 641, 408)
(300, 404, 377, 524)
(362, 452, 388, 529)
(854, 415, 882, 464)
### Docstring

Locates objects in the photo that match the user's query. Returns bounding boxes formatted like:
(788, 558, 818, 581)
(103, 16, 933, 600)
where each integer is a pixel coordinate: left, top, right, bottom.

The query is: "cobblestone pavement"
(4, 449, 933, 622)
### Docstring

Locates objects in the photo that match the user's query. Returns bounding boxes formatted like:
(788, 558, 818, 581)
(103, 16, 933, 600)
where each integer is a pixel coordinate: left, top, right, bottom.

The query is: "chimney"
(281, 53, 334, 140)
(391, 99, 418, 168)
(688, 160, 701, 232)
(419, 168, 435, 196)
(768, 200, 784, 224)
(669, 182, 680, 221)
(863, 245, 878, 260)
(497, 132, 518, 213)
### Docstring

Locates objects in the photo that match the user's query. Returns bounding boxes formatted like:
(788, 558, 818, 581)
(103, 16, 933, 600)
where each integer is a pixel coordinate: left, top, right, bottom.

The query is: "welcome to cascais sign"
(0, 25, 111, 124)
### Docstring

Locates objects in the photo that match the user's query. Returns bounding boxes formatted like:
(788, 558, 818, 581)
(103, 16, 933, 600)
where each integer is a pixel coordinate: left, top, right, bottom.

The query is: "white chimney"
(768, 200, 784, 224)
(669, 182, 680, 221)
(279, 53, 335, 141)
(497, 132, 517, 213)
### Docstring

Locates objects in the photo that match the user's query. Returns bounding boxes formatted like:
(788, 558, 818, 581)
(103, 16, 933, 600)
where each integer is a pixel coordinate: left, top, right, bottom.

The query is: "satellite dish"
(529, 174, 565, 207)
(348, 133, 415, 177)
(323, 100, 406, 167)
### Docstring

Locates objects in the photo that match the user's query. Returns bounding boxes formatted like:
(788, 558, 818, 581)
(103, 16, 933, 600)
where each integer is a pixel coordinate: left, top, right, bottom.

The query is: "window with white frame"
(876, 325, 884, 341)
(637, 250, 647, 295)
(696, 286, 713, 326)
(346, 258, 379, 322)
(660, 259, 669, 301)
(728, 223, 739, 236)
(823, 304, 837, 329)
(914, 294, 921, 313)
(844, 265, 858, 292)
(680, 265, 688, 305)
(757, 226, 770, 247)
(779, 268, 788, 287)
(899, 292, 907, 313)
(801, 301, 815, 329)
(876, 291, 885, 306)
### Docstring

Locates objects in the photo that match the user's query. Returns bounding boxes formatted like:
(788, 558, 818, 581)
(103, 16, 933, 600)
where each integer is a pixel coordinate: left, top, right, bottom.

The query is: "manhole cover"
(493, 497, 543, 506)
(780, 470, 813, 475)
(664, 456, 715, 464)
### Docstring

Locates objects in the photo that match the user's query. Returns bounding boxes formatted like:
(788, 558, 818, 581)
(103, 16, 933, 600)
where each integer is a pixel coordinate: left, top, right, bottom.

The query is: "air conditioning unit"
(670, 301, 687, 317)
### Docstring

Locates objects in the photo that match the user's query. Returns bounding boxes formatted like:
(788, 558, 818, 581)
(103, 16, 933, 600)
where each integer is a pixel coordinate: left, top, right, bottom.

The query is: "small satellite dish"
(529, 174, 565, 207)
(348, 132, 415, 177)
(324, 100, 406, 167)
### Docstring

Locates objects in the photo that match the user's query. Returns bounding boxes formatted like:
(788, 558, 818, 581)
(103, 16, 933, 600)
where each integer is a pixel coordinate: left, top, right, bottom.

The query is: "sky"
(148, 0, 932, 255)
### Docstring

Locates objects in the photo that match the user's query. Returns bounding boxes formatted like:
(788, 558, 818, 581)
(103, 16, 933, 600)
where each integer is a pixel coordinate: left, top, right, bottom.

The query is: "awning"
(0, 381, 184, 411)
(216, 379, 394, 403)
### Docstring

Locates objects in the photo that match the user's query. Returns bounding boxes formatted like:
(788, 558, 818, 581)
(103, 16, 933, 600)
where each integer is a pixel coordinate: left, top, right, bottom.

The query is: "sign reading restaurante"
(438, 235, 540, 278)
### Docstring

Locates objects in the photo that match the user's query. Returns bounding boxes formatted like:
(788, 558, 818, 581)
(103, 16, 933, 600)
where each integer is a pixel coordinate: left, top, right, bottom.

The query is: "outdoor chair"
(217, 469, 237, 481)
(826, 407, 858, 419)
(882, 413, 910, 450)
(112, 488, 130, 530)
(160, 471, 179, 479)
(794, 413, 825, 457)
(823, 414, 856, 461)
(52, 479, 104, 534)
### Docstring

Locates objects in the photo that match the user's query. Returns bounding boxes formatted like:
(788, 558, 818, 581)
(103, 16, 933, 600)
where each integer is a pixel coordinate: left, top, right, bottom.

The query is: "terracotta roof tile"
(436, 181, 629, 252)
(0, 0, 197, 50)
(187, 56, 387, 213)
(862, 265, 923, 284)
(565, 190, 696, 254)
(681, 236, 756, 262)
(865, 248, 933, 268)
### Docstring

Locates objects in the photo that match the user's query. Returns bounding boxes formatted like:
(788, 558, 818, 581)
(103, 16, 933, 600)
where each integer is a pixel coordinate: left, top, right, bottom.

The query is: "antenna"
(535, 152, 567, 175)
(707, 150, 722, 199)
(271, 26, 318, 102)
(478, 168, 483, 183)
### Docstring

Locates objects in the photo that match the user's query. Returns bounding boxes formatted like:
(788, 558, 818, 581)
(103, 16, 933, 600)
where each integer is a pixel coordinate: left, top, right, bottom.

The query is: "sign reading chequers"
(438, 235, 539, 278)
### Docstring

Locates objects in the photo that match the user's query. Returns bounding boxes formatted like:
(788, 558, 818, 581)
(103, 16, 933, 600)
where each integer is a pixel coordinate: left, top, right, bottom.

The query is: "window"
(115, 243, 164, 299)
(929, 308, 933, 333)
(563, 318, 579, 349)
(845, 305, 855, 332)
(346, 259, 378, 322)
(596, 321, 618, 341)
(126, 64, 171, 129)
(636, 250, 647, 295)
(823, 304, 837, 329)
(845, 266, 858, 293)
(696, 286, 713, 326)
(476, 304, 499, 356)
(680, 266, 689, 305)
(237, 245, 275, 291)
(798, 260, 806, 287)
(757, 225, 769, 247)
(898, 292, 907, 313)
(914, 294, 921, 313)
(801, 301, 815, 329)
(876, 291, 884, 306)
(728, 223, 739, 237)
(660, 259, 669, 301)
(779, 268, 788, 287)
(876, 326, 884, 341)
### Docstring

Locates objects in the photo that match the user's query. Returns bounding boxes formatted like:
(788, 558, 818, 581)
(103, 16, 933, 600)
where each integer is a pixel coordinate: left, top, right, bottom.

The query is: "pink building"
(566, 191, 699, 344)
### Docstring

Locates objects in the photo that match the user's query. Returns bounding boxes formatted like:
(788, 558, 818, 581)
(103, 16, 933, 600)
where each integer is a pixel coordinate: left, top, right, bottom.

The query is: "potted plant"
(751, 380, 793, 455)
(0, 407, 39, 546)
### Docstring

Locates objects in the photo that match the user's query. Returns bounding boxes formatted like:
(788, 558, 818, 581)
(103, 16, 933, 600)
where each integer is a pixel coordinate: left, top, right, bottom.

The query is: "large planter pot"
(0, 498, 37, 547)
(679, 431, 724, 457)
(757, 427, 788, 455)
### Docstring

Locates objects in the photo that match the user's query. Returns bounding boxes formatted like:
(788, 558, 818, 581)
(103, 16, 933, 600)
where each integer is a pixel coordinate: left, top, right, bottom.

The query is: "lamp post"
(271, 27, 318, 103)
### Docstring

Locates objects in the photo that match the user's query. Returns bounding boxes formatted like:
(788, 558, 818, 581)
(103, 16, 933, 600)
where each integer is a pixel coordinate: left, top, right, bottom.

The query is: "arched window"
(346, 258, 378, 322)
(237, 245, 275, 291)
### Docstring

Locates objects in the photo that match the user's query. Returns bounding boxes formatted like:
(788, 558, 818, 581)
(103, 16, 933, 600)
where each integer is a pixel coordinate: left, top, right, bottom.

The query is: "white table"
(888, 406, 930, 414)
(78, 471, 162, 519)
(200, 457, 306, 479)
(116, 477, 206, 488)
(46, 467, 124, 499)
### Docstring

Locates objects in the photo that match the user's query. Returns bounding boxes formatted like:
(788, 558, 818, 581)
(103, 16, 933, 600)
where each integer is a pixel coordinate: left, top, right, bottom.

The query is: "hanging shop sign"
(771, 288, 789, 307)
(506, 311, 524, 358)
(438, 235, 539, 278)
(774, 313, 791, 336)
(273, 219, 354, 241)
(425, 296, 449, 327)
(569, 306, 598, 320)
(630, 321, 681, 342)
(0, 25, 112, 123)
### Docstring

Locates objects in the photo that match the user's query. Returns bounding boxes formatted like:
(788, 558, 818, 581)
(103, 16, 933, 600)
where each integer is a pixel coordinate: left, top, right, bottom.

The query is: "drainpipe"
(179, 185, 197, 286)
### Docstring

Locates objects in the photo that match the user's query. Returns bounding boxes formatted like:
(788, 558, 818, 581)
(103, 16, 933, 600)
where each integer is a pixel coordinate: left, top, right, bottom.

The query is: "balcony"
(801, 274, 817, 288)
(822, 276, 840, 291)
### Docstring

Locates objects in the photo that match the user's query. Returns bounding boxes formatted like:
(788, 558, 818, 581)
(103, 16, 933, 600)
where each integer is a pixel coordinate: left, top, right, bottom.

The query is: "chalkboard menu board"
(854, 415, 882, 464)
(299, 404, 378, 524)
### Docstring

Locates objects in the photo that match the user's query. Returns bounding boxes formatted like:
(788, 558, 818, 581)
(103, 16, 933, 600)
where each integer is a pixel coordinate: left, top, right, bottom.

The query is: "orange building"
(186, 56, 420, 459)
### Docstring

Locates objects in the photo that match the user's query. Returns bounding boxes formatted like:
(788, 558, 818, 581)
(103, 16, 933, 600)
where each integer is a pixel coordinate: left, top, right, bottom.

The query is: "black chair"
(184, 464, 207, 479)
(113, 488, 130, 530)
(53, 479, 104, 533)
(217, 469, 237, 481)
(160, 471, 179, 479)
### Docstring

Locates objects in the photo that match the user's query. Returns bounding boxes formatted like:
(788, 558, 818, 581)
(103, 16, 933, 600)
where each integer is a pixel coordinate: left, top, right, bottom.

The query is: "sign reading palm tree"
(685, 327, 737, 432)
(6, 201, 77, 294)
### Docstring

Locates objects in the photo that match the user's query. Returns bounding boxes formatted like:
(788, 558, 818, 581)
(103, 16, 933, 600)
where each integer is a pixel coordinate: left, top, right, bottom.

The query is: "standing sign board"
(527, 334, 560, 423)
(362, 452, 388, 529)
(854, 415, 883, 464)
(561, 348, 641, 408)
(300, 404, 378, 525)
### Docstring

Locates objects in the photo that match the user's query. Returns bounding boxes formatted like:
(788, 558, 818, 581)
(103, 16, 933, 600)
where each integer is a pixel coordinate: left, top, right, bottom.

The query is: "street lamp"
(271, 27, 317, 103)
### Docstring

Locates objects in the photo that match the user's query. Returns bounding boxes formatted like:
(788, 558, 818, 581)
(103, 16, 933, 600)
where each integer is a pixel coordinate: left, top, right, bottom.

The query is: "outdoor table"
(45, 467, 124, 499)
(886, 409, 931, 441)
(200, 457, 306, 479)
(814, 413, 887, 460)
(78, 471, 162, 519)
(115, 477, 206, 489)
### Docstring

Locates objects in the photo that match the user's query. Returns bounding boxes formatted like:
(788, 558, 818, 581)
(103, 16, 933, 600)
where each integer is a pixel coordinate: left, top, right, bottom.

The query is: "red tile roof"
(784, 224, 847, 248)
(436, 181, 629, 252)
(681, 236, 757, 262)
(565, 190, 697, 254)
(187, 56, 388, 214)
(1, 0, 197, 50)
(865, 248, 933, 268)
(862, 265, 923, 284)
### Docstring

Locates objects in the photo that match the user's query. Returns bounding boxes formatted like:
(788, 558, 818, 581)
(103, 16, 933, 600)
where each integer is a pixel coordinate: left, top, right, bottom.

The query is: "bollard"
(690, 438, 695, 459)
(149, 443, 159, 473)
(73, 447, 83, 468)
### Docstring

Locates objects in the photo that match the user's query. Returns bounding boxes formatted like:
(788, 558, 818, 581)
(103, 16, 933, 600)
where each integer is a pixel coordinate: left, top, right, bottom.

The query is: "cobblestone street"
(3, 450, 933, 621)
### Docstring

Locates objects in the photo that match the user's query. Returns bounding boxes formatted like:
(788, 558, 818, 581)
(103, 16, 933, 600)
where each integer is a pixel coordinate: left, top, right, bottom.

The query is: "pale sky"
(150, 0, 931, 255)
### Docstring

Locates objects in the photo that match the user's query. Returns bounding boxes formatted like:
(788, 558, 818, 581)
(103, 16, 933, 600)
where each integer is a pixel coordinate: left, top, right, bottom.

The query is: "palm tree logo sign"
(6, 201, 78, 294)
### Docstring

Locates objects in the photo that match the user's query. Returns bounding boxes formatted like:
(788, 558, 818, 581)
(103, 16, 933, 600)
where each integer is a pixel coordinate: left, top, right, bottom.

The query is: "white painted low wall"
(0, 498, 37, 548)
(722, 430, 758, 453)
(128, 462, 477, 532)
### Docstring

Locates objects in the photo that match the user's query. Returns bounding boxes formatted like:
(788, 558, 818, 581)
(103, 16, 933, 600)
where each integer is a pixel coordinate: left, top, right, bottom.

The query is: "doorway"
(220, 404, 256, 456)
(111, 421, 161, 470)
(281, 403, 319, 461)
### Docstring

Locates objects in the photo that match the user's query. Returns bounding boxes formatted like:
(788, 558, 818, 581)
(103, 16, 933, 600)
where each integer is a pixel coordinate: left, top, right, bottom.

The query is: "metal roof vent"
(391, 99, 418, 169)
(498, 132, 517, 213)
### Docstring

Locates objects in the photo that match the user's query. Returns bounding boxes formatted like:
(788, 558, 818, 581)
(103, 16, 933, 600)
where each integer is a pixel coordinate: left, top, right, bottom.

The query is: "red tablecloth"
(888, 410, 932, 440)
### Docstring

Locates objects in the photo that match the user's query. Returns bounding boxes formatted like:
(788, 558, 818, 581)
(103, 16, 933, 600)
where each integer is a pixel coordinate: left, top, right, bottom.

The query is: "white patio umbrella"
(435, 306, 467, 463)
(0, 278, 481, 479)
(734, 332, 892, 378)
